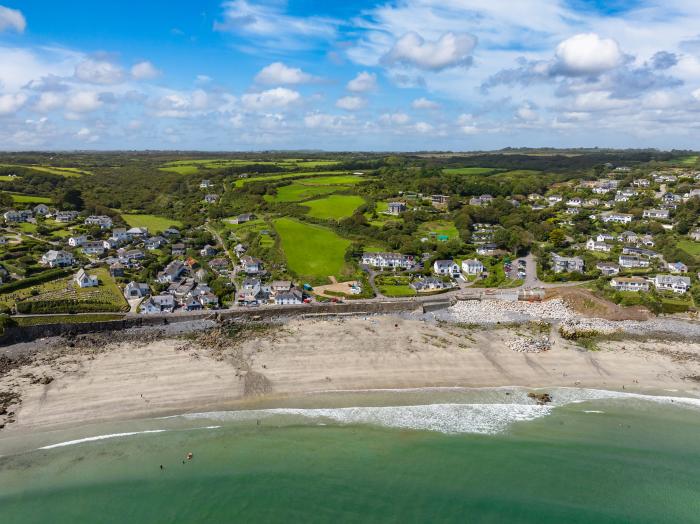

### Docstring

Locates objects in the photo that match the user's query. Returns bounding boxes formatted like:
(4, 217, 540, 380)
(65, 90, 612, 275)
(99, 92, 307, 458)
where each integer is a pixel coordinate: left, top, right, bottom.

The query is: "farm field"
(6, 193, 53, 204)
(303, 195, 365, 220)
(233, 171, 348, 188)
(273, 218, 351, 283)
(443, 167, 499, 175)
(122, 214, 183, 233)
(678, 239, 700, 256)
(0, 164, 90, 177)
(160, 158, 341, 174)
(267, 175, 364, 203)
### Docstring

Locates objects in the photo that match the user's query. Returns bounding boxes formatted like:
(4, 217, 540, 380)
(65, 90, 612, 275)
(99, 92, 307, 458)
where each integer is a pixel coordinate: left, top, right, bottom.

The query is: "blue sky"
(1, 1, 700, 150)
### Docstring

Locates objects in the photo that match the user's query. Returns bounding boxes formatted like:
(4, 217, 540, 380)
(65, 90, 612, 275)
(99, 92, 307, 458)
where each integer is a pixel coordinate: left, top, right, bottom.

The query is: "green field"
(304, 195, 365, 220)
(679, 155, 698, 166)
(6, 193, 52, 204)
(273, 218, 351, 282)
(160, 158, 341, 175)
(418, 220, 459, 240)
(233, 171, 351, 188)
(0, 164, 90, 177)
(17, 223, 38, 234)
(159, 165, 200, 175)
(678, 239, 700, 256)
(122, 214, 183, 233)
(267, 175, 364, 203)
(375, 275, 417, 297)
(443, 167, 498, 175)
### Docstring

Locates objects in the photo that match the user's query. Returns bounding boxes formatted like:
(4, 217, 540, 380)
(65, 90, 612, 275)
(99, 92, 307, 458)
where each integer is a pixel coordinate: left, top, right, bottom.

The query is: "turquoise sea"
(1, 387, 700, 523)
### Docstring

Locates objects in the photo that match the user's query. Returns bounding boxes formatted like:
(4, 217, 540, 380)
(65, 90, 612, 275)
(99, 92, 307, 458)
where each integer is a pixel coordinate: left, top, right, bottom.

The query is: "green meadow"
(304, 195, 365, 220)
(122, 214, 183, 233)
(6, 193, 53, 204)
(678, 239, 700, 256)
(0, 164, 90, 177)
(443, 167, 499, 175)
(273, 218, 351, 282)
(418, 220, 459, 240)
(268, 175, 363, 203)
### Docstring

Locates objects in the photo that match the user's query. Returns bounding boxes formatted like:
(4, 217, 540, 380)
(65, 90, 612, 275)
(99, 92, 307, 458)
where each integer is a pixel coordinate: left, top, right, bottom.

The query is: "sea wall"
(0, 299, 428, 345)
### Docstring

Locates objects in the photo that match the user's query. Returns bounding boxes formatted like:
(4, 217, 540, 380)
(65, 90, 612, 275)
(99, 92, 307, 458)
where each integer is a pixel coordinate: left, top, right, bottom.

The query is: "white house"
(240, 255, 263, 274)
(586, 238, 612, 252)
(84, 215, 113, 229)
(461, 259, 484, 275)
(667, 261, 688, 274)
(433, 260, 461, 277)
(81, 241, 105, 256)
(610, 276, 649, 292)
(596, 262, 620, 276)
(68, 235, 88, 247)
(596, 233, 615, 243)
(74, 268, 98, 288)
(33, 204, 50, 216)
(551, 253, 584, 273)
(361, 252, 415, 270)
(124, 281, 150, 299)
(275, 289, 304, 305)
(643, 209, 669, 220)
(600, 212, 633, 224)
(653, 275, 691, 294)
(618, 255, 649, 269)
(41, 250, 74, 268)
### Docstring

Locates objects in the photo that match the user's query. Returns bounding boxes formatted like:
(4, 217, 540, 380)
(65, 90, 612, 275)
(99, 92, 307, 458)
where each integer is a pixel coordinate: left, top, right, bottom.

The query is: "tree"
(56, 189, 84, 211)
(548, 228, 567, 247)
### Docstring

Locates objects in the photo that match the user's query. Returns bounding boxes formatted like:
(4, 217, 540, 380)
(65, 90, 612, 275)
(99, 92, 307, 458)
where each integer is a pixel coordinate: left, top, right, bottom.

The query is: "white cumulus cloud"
(0, 5, 25, 33)
(554, 33, 625, 76)
(0, 92, 27, 114)
(255, 62, 315, 85)
(347, 71, 377, 92)
(336, 96, 366, 111)
(75, 59, 124, 85)
(411, 97, 440, 110)
(131, 61, 160, 80)
(242, 87, 301, 110)
(383, 32, 477, 71)
(66, 91, 103, 113)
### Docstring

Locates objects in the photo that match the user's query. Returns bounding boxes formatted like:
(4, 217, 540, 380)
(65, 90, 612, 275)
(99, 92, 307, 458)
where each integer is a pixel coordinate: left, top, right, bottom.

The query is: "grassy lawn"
(6, 193, 53, 204)
(18, 223, 38, 234)
(273, 218, 351, 283)
(122, 214, 183, 233)
(304, 195, 365, 220)
(678, 239, 700, 256)
(376, 275, 417, 297)
(418, 220, 459, 240)
(268, 184, 341, 203)
(15, 313, 126, 326)
(443, 167, 498, 175)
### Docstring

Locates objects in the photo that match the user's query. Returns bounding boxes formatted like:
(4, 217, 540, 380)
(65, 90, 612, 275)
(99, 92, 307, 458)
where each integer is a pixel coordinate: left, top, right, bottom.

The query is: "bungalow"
(596, 233, 615, 243)
(361, 252, 415, 270)
(183, 296, 203, 311)
(618, 231, 638, 244)
(171, 243, 186, 256)
(461, 259, 484, 275)
(120, 249, 145, 261)
(622, 246, 659, 258)
(476, 243, 500, 256)
(199, 179, 213, 189)
(586, 238, 612, 252)
(547, 195, 563, 204)
(667, 261, 688, 274)
(139, 271, 162, 292)
(3, 210, 31, 223)
(139, 297, 162, 315)
(275, 289, 303, 305)
(33, 204, 50, 216)
(200, 244, 218, 257)
(167, 278, 197, 301)
(661, 193, 682, 206)
(74, 268, 98, 288)
(157, 260, 186, 283)
(433, 259, 461, 277)
(596, 262, 620, 276)
(68, 235, 88, 247)
(632, 178, 650, 187)
(653, 274, 691, 294)
(232, 213, 255, 224)
(84, 215, 113, 229)
(387, 202, 407, 215)
(41, 250, 74, 268)
(565, 207, 580, 215)
(102, 238, 121, 250)
(203, 194, 219, 204)
(643, 209, 669, 220)
(111, 228, 129, 241)
(566, 197, 583, 207)
(270, 281, 293, 295)
(610, 276, 649, 292)
(551, 253, 584, 274)
(240, 255, 263, 274)
(82, 241, 105, 256)
(55, 211, 79, 223)
(411, 277, 449, 292)
(600, 211, 633, 224)
(208, 258, 229, 271)
(163, 227, 180, 238)
(618, 255, 650, 269)
(127, 227, 148, 238)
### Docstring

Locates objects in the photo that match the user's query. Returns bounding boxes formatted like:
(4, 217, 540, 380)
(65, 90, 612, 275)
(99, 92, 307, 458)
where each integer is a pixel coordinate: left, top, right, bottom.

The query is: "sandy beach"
(1, 311, 700, 435)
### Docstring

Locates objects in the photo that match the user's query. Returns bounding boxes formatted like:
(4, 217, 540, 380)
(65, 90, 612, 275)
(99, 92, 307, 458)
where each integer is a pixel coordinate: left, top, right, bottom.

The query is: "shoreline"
(1, 302, 700, 440)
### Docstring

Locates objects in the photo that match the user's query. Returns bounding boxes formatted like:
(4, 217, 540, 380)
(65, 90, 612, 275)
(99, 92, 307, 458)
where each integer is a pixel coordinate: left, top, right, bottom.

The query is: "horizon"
(0, 1, 699, 151)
